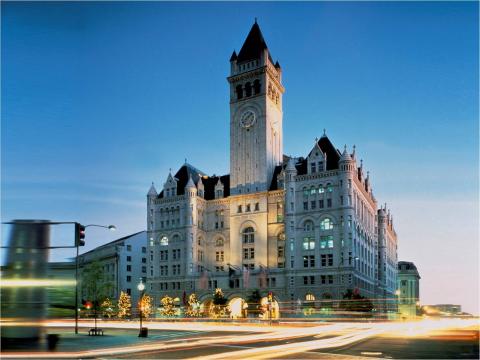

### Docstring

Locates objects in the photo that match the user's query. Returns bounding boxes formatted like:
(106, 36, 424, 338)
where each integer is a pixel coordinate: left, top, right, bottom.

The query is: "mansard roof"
(237, 21, 274, 63)
(201, 175, 230, 200)
(158, 163, 231, 200)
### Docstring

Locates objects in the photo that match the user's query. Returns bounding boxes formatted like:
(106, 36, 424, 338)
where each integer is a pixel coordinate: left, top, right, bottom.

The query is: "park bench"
(88, 328, 104, 336)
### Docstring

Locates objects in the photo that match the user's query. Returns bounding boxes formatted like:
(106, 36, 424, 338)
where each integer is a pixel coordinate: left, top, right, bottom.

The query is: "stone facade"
(146, 22, 399, 314)
(78, 231, 147, 307)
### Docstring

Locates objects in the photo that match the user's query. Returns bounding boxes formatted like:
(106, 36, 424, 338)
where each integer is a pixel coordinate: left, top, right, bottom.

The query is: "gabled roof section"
(158, 163, 206, 198)
(317, 136, 341, 170)
(237, 21, 274, 63)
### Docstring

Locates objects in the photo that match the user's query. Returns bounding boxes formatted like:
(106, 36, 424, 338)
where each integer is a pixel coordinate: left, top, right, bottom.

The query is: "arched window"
(197, 236, 203, 246)
(320, 218, 334, 230)
(215, 238, 224, 247)
(303, 187, 309, 196)
(306, 293, 315, 301)
(243, 227, 255, 244)
(160, 236, 168, 246)
(236, 85, 243, 99)
(303, 220, 314, 232)
(253, 79, 261, 95)
(172, 234, 180, 242)
(245, 82, 252, 97)
(310, 186, 316, 195)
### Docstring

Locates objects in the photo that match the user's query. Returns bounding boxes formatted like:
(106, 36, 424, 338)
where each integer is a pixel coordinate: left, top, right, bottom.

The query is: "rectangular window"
(255, 202, 259, 211)
(127, 256, 132, 262)
(238, 205, 242, 213)
(319, 161, 323, 171)
(303, 202, 308, 211)
(319, 200, 324, 208)
(142, 247, 146, 253)
(142, 257, 147, 263)
(303, 276, 308, 285)
(302, 237, 315, 250)
(311, 162, 316, 173)
(321, 254, 326, 267)
(321, 275, 326, 284)
(250, 248, 255, 259)
(142, 266, 146, 273)
(126, 275, 131, 282)
(303, 256, 308, 268)
(243, 248, 249, 260)
(246, 204, 251, 212)
(310, 276, 315, 285)
(278, 246, 284, 258)
(328, 254, 333, 266)
(327, 198, 332, 207)
(320, 235, 334, 249)
(126, 245, 132, 251)
(126, 265, 131, 272)
(310, 255, 315, 267)
(311, 200, 316, 209)
(328, 275, 334, 284)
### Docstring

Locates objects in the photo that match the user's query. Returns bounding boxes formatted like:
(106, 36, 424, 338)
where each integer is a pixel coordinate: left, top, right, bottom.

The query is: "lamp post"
(137, 279, 146, 337)
(75, 224, 116, 335)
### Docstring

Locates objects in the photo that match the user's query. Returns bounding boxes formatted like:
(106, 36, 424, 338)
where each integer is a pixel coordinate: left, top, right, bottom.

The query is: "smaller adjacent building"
(397, 261, 420, 319)
(78, 231, 147, 307)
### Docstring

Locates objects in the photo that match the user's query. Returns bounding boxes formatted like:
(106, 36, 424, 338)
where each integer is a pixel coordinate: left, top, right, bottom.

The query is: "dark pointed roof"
(230, 50, 237, 62)
(237, 22, 273, 63)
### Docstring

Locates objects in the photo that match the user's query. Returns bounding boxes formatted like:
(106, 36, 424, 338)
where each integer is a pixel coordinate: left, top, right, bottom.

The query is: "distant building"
(78, 231, 147, 307)
(397, 261, 420, 319)
(424, 304, 462, 315)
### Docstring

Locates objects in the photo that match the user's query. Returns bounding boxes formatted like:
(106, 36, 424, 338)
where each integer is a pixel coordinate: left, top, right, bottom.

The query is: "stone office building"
(146, 22, 398, 316)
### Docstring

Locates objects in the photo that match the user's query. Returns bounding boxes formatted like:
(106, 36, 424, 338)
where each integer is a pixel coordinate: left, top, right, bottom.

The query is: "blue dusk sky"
(1, 2, 478, 313)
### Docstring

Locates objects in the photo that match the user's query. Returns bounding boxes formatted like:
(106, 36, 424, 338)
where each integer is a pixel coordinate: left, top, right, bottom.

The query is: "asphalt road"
(105, 330, 479, 359)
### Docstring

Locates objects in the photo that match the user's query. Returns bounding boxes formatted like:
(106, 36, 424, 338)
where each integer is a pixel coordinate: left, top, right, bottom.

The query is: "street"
(1, 318, 478, 359)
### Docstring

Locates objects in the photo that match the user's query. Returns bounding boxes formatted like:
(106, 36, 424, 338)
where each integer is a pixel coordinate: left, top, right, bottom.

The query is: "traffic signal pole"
(75, 243, 79, 334)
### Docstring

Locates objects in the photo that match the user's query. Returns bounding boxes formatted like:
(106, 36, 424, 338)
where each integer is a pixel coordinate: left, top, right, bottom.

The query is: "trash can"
(46, 334, 60, 351)
(139, 327, 148, 337)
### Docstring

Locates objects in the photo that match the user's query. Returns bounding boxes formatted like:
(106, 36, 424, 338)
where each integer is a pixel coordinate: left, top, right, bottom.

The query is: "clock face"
(240, 110, 256, 129)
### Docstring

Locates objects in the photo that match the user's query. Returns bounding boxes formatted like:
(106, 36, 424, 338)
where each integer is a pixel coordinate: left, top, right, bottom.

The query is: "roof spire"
(322, 129, 327, 138)
(237, 21, 273, 63)
(255, 17, 257, 24)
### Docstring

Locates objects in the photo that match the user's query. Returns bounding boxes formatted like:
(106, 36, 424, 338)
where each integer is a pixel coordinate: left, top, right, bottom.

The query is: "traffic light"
(75, 222, 86, 246)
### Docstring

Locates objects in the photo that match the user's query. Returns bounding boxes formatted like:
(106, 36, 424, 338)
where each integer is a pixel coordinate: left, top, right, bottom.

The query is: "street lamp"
(75, 223, 116, 335)
(137, 278, 147, 337)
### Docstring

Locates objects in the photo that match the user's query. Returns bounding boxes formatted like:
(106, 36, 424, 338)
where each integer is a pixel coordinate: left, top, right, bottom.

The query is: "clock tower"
(228, 21, 284, 195)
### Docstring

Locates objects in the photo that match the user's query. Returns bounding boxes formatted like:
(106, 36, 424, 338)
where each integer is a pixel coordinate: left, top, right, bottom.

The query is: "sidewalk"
(1, 327, 204, 354)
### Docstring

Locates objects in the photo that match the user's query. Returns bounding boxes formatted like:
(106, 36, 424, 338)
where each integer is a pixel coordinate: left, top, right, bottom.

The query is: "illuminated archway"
(260, 297, 280, 319)
(228, 297, 247, 319)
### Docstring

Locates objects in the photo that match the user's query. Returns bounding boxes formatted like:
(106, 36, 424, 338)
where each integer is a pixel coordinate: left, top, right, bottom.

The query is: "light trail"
(1, 318, 478, 359)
